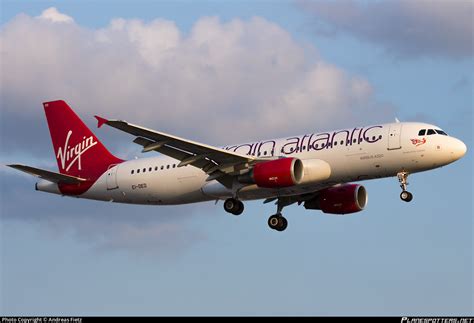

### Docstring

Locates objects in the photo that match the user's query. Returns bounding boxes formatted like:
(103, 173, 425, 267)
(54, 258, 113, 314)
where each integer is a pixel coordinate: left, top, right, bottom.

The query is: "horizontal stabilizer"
(7, 164, 87, 184)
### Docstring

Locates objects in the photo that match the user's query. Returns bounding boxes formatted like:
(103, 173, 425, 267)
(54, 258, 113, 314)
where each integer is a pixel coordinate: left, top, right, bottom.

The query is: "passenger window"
(378, 135, 382, 140)
(263, 151, 267, 156)
(173, 164, 176, 168)
(321, 143, 325, 148)
(166, 165, 170, 169)
(149, 167, 152, 172)
(315, 144, 319, 149)
(161, 166, 164, 170)
(371, 136, 375, 141)
(418, 129, 426, 136)
(155, 166, 158, 171)
(131, 170, 134, 174)
(334, 141, 337, 146)
(427, 129, 436, 135)
(137, 169, 140, 174)
(340, 140, 344, 145)
(353, 139, 357, 144)
(143, 168, 146, 172)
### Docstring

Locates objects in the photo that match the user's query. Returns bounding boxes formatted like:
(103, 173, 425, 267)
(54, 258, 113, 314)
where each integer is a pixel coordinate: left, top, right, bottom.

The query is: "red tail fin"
(43, 100, 123, 181)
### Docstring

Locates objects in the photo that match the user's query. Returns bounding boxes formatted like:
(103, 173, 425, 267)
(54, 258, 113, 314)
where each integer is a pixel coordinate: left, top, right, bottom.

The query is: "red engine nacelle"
(304, 184, 368, 214)
(239, 158, 303, 188)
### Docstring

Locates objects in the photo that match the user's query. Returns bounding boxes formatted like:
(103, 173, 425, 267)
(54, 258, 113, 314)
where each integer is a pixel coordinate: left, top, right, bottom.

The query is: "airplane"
(8, 100, 467, 231)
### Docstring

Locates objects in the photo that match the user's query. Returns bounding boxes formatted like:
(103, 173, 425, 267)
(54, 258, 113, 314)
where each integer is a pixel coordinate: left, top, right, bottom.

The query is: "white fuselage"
(37, 122, 466, 205)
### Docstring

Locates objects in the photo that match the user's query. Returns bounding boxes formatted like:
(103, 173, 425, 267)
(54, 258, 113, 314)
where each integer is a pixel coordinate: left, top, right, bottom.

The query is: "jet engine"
(238, 158, 303, 188)
(304, 184, 368, 214)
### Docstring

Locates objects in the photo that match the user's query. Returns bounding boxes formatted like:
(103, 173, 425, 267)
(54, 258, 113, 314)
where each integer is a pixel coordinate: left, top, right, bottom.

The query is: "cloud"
(1, 8, 392, 254)
(0, 169, 208, 257)
(37, 7, 74, 23)
(1, 7, 392, 160)
(298, 0, 473, 59)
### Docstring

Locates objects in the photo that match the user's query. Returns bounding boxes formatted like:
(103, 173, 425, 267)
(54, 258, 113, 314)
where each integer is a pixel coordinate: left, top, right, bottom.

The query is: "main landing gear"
(223, 196, 292, 232)
(397, 171, 413, 202)
(268, 214, 288, 232)
(223, 198, 244, 215)
(267, 197, 292, 232)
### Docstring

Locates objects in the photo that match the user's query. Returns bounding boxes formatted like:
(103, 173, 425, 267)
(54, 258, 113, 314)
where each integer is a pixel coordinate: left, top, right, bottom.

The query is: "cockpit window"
(427, 129, 436, 135)
(418, 129, 426, 136)
(435, 129, 448, 136)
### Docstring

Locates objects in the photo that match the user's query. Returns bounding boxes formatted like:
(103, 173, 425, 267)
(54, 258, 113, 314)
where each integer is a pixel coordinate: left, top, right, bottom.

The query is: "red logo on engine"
(411, 138, 426, 147)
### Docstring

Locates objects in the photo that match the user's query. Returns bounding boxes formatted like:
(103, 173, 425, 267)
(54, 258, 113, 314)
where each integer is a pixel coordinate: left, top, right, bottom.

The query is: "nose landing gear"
(397, 171, 413, 202)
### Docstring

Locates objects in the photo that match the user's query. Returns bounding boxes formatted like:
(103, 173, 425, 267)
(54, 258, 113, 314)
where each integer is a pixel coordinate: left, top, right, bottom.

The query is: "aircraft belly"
(149, 173, 210, 204)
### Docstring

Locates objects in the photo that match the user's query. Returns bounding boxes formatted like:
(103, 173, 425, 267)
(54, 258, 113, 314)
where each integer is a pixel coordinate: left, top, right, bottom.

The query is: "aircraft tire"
(400, 191, 413, 202)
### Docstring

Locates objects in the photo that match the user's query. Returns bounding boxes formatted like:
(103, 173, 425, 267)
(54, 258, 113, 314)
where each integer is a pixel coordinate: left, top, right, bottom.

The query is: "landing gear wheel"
(233, 200, 244, 215)
(400, 191, 413, 202)
(224, 198, 236, 213)
(224, 198, 244, 215)
(277, 216, 288, 232)
(268, 214, 288, 231)
(268, 215, 280, 229)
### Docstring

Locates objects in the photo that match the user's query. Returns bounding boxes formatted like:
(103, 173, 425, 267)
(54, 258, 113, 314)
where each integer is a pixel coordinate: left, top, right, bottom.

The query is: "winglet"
(94, 115, 108, 128)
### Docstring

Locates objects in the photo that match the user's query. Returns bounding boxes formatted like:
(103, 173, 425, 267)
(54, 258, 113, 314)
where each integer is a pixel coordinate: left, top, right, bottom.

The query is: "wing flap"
(7, 164, 87, 184)
(133, 136, 213, 170)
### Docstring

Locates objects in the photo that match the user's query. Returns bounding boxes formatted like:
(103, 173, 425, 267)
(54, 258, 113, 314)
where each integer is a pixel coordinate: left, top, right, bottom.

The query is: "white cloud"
(37, 7, 74, 24)
(1, 8, 391, 155)
(299, 0, 473, 59)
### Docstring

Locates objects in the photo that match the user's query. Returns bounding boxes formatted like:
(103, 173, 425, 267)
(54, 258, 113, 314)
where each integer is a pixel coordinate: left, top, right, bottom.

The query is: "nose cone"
(450, 138, 467, 161)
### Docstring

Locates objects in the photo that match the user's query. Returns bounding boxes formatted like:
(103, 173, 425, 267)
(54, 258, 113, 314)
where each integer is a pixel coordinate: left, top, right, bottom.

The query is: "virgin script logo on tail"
(56, 130, 97, 171)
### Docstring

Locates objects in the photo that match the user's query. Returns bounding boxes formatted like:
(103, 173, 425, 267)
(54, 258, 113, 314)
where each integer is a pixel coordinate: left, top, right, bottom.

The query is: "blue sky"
(1, 0, 472, 316)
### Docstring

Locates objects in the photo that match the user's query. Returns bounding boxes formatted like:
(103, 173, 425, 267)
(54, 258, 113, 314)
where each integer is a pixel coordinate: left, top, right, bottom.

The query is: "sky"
(1, 0, 473, 316)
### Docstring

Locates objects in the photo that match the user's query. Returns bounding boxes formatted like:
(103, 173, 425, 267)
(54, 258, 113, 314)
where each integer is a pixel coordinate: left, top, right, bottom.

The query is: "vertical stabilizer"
(43, 100, 123, 181)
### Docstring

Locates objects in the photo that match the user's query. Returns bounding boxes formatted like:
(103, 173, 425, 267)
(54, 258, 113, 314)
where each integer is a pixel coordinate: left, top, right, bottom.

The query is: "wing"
(7, 164, 87, 184)
(95, 116, 269, 187)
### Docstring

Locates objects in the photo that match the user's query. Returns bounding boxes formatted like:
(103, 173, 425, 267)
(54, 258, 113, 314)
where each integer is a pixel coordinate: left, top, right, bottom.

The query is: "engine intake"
(304, 184, 368, 214)
(238, 158, 303, 188)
